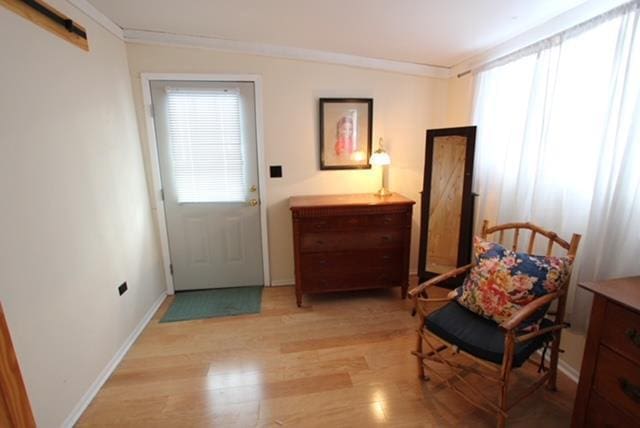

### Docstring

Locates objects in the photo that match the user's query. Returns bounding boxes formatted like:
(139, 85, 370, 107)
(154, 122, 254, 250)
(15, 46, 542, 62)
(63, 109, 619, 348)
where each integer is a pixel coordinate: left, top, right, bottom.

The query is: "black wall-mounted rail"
(20, 0, 87, 39)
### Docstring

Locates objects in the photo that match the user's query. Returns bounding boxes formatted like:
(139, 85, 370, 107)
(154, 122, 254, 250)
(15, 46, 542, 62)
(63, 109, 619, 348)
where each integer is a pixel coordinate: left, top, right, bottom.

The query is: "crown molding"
(123, 29, 451, 79)
(66, 0, 123, 40)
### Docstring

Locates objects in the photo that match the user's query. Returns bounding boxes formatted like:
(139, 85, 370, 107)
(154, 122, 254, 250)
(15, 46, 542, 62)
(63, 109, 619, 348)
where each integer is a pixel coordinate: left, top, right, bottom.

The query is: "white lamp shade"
(370, 151, 391, 166)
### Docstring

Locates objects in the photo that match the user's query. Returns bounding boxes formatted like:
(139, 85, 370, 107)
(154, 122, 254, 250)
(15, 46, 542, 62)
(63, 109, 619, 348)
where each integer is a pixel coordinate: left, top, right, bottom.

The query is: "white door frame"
(140, 73, 270, 295)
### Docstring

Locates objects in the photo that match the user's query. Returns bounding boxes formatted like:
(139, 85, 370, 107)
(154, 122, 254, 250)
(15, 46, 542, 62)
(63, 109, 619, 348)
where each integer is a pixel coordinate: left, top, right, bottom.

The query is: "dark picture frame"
(319, 98, 373, 170)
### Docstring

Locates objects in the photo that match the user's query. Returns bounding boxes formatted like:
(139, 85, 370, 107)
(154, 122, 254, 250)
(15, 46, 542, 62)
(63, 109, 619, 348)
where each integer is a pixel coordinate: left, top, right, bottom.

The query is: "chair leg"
(547, 333, 561, 391)
(497, 370, 511, 428)
(548, 290, 569, 391)
(497, 333, 515, 428)
(416, 329, 426, 380)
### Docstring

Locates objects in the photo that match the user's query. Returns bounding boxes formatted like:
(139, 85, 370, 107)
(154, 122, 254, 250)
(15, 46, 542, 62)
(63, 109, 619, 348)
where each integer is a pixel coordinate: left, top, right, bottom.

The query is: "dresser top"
(579, 276, 640, 312)
(289, 193, 415, 209)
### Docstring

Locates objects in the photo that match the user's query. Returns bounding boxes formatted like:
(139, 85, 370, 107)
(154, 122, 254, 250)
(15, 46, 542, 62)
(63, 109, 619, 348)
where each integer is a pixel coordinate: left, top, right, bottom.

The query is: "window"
(471, 2, 640, 330)
(166, 88, 245, 203)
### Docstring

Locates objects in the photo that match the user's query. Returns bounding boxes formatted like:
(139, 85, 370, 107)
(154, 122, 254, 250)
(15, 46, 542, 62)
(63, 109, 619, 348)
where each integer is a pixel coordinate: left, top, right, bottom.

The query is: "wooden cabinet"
(572, 276, 640, 427)
(290, 193, 415, 307)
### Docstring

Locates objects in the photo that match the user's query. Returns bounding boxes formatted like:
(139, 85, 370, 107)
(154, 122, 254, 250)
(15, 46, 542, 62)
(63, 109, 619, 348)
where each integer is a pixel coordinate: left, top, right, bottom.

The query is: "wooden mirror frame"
(418, 126, 477, 287)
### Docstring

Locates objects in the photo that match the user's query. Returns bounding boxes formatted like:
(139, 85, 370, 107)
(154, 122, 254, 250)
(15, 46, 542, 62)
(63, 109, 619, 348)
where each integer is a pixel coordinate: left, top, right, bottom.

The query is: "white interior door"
(150, 80, 263, 291)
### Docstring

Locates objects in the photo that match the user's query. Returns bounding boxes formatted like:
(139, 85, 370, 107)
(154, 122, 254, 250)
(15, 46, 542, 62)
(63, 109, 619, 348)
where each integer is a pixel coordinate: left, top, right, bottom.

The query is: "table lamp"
(370, 137, 391, 196)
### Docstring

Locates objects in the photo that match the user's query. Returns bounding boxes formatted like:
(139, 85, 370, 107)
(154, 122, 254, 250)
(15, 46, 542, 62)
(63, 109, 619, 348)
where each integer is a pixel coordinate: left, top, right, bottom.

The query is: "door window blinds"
(166, 88, 245, 203)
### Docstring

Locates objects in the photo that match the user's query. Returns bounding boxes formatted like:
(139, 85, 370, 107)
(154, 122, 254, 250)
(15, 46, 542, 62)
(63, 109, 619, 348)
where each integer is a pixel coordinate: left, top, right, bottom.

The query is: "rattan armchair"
(410, 220, 581, 427)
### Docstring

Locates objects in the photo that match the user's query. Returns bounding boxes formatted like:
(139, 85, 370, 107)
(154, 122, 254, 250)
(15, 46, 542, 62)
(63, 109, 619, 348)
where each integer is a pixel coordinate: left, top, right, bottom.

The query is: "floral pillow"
(454, 236, 573, 331)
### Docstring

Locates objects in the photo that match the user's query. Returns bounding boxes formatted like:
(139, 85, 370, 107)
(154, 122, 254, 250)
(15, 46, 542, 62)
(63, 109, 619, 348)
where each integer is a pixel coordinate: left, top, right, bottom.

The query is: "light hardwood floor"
(78, 281, 576, 427)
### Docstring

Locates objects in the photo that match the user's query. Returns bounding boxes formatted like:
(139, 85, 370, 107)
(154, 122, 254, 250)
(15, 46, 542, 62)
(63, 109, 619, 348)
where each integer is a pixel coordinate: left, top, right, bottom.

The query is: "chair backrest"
(480, 220, 581, 260)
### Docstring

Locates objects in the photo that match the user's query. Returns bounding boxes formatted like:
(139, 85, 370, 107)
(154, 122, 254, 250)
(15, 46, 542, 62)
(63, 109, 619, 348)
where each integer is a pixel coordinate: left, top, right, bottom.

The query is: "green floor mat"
(160, 286, 263, 323)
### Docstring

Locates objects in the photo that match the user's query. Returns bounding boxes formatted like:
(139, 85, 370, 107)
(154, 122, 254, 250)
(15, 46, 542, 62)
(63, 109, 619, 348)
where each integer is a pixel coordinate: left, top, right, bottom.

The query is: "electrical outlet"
(118, 282, 128, 296)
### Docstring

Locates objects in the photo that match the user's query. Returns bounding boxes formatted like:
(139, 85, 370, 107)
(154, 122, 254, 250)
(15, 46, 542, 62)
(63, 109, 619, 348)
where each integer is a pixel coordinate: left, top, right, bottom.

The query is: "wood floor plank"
(257, 382, 406, 421)
(280, 328, 413, 353)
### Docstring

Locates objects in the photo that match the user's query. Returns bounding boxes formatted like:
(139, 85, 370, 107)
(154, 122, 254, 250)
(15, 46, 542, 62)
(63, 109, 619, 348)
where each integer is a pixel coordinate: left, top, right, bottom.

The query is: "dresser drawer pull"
(619, 378, 640, 403)
(625, 328, 640, 347)
(315, 240, 325, 245)
(381, 235, 391, 241)
(381, 255, 391, 260)
(383, 216, 392, 224)
(314, 222, 328, 229)
(317, 259, 327, 265)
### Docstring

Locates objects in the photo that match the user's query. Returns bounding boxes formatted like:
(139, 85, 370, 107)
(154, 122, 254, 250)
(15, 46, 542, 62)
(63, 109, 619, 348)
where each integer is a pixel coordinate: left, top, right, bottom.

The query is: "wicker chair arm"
(408, 263, 474, 299)
(499, 292, 560, 332)
(414, 295, 456, 318)
(515, 322, 569, 344)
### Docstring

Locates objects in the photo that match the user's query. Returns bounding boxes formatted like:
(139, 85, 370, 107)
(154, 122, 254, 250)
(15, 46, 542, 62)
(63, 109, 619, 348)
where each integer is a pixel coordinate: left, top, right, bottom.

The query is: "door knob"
(248, 198, 259, 207)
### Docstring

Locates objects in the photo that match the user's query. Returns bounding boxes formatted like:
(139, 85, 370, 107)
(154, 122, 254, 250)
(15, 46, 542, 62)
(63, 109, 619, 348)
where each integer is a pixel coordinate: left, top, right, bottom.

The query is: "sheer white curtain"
(472, 1, 640, 331)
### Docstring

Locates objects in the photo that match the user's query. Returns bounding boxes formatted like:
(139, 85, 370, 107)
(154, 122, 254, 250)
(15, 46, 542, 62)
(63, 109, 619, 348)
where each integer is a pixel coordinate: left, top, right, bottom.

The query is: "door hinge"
(160, 188, 165, 201)
(169, 264, 174, 275)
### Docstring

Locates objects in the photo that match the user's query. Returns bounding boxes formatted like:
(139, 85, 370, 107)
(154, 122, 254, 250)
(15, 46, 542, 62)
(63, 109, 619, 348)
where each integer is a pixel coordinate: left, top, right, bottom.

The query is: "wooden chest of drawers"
(572, 277, 640, 427)
(290, 193, 415, 307)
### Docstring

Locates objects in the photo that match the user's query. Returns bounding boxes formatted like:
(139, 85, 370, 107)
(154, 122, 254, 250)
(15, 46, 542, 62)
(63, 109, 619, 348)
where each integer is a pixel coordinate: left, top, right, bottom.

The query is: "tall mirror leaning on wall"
(417, 126, 477, 289)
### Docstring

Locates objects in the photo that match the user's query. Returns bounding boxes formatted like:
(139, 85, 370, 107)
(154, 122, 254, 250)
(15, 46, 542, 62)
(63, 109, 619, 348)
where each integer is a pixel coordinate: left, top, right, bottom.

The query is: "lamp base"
(374, 187, 392, 197)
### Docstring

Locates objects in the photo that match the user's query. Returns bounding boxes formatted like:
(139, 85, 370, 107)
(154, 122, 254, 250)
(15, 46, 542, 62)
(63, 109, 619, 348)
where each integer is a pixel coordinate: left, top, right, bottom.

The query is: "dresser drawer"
(301, 215, 367, 232)
(368, 212, 408, 227)
(593, 345, 640, 420)
(299, 250, 403, 275)
(300, 230, 404, 253)
(601, 302, 640, 364)
(300, 211, 408, 232)
(586, 391, 636, 428)
(301, 270, 403, 292)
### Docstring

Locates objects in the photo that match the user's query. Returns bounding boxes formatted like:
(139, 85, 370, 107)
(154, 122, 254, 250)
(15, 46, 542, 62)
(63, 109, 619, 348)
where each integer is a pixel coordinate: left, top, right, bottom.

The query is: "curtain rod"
(457, 0, 639, 78)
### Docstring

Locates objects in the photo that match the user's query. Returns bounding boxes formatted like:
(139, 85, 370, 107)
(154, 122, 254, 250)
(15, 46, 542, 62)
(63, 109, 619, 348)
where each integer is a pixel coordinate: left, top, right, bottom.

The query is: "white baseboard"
(271, 269, 418, 287)
(557, 357, 580, 383)
(62, 292, 167, 428)
(536, 350, 580, 384)
(270, 279, 294, 287)
(271, 273, 419, 287)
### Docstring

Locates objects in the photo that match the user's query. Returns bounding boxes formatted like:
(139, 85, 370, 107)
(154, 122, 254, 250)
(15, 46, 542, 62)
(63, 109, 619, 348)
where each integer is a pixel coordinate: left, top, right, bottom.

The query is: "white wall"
(446, 74, 475, 127)
(125, 43, 449, 284)
(0, 3, 165, 426)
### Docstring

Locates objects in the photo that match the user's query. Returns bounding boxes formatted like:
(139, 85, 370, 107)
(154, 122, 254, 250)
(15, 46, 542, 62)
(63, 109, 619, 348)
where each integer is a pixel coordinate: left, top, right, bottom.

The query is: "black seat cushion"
(424, 301, 553, 367)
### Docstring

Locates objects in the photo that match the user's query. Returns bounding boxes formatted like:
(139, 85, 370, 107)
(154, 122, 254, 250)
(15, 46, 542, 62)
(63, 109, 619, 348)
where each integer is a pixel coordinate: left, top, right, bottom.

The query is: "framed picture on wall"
(319, 98, 373, 170)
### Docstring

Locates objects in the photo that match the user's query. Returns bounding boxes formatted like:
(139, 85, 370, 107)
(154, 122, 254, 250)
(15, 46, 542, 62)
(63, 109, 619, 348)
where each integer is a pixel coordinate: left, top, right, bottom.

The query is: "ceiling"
(87, 0, 588, 67)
